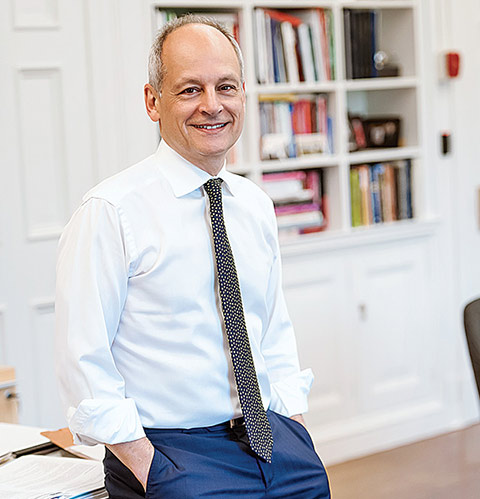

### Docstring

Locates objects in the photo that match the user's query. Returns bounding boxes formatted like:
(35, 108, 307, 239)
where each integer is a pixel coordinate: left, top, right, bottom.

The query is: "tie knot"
(204, 178, 223, 199)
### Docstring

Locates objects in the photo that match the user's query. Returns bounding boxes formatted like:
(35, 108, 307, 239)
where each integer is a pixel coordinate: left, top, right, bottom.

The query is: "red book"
(317, 9, 331, 80)
(263, 9, 303, 28)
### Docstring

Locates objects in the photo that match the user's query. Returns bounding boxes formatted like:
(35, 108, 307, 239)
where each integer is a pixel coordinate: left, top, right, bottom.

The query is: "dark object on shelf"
(376, 64, 400, 77)
(363, 117, 401, 148)
(464, 298, 480, 399)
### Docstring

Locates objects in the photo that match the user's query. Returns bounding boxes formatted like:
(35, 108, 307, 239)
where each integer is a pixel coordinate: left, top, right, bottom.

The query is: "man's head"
(144, 15, 246, 175)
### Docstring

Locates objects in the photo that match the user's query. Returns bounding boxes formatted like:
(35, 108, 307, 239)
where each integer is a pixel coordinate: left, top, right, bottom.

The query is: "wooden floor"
(326, 424, 480, 499)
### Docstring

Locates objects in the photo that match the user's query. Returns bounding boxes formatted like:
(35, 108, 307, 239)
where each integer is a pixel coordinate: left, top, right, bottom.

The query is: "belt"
(204, 416, 245, 431)
(229, 416, 245, 429)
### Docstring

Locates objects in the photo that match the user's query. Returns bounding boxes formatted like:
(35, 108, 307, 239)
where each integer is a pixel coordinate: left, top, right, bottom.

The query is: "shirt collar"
(154, 140, 237, 198)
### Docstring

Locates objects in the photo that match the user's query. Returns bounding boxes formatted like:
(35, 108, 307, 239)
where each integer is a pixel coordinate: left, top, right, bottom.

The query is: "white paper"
(0, 455, 104, 499)
(0, 423, 48, 456)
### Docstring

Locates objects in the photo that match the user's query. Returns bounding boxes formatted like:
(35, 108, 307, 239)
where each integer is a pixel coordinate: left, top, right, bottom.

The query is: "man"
(56, 15, 330, 498)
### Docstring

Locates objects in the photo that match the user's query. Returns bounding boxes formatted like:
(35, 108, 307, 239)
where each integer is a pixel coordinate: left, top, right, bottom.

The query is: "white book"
(264, 11, 275, 83)
(297, 24, 316, 82)
(255, 8, 268, 84)
(277, 210, 324, 229)
(280, 22, 300, 83)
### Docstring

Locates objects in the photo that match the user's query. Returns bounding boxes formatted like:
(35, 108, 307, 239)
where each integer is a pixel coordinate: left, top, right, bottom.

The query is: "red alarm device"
(445, 51, 460, 78)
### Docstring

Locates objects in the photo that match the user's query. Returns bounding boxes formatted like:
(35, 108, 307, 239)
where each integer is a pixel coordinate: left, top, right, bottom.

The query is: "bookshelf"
(150, 0, 424, 239)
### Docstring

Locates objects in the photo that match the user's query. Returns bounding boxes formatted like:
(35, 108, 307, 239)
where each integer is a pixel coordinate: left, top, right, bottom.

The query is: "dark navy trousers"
(103, 411, 330, 498)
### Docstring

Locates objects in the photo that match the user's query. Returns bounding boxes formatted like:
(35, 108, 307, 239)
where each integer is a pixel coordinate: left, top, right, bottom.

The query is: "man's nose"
(198, 88, 223, 115)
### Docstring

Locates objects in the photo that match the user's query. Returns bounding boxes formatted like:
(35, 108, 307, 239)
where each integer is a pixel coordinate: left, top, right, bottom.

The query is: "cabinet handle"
(4, 390, 19, 400)
(359, 303, 367, 321)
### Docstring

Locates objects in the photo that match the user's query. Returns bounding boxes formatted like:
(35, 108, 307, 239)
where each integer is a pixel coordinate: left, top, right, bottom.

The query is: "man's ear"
(144, 84, 161, 122)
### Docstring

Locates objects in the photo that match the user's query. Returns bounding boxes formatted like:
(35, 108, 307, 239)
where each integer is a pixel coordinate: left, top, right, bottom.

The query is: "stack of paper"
(0, 455, 107, 499)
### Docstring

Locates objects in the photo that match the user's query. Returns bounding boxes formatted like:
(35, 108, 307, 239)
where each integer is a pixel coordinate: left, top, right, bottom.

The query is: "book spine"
(371, 163, 383, 223)
(350, 167, 362, 227)
(344, 9, 352, 80)
(326, 9, 335, 80)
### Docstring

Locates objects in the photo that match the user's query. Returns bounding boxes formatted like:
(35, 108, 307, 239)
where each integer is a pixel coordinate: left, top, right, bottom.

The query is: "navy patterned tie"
(204, 178, 273, 463)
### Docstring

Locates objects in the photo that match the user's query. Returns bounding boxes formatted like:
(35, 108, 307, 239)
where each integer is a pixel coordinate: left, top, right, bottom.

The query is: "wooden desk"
(0, 366, 18, 424)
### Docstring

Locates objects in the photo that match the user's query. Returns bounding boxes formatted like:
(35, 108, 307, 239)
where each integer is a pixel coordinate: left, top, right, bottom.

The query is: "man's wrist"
(106, 437, 155, 491)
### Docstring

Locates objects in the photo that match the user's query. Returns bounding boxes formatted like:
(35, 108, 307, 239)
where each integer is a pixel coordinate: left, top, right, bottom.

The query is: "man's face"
(154, 24, 245, 172)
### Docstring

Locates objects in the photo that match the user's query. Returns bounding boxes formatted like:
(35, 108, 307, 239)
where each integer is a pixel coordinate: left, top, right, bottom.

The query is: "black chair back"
(464, 298, 480, 398)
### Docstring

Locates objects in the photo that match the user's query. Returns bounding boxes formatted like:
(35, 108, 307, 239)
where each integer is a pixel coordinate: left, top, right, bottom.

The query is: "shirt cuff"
(268, 368, 314, 417)
(67, 398, 146, 445)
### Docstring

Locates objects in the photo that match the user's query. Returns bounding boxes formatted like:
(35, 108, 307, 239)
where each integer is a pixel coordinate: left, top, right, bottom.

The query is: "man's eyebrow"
(172, 74, 241, 91)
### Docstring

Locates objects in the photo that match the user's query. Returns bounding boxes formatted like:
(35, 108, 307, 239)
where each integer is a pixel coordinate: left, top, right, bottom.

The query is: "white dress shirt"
(55, 140, 313, 446)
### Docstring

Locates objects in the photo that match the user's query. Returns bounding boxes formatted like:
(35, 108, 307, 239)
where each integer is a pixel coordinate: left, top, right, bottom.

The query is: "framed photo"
(362, 117, 401, 148)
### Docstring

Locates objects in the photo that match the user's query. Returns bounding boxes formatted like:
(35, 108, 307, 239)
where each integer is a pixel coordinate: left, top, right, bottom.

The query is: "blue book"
(370, 163, 384, 223)
(327, 116, 333, 153)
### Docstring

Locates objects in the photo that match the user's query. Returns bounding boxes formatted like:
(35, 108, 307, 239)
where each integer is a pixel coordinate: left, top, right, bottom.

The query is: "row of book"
(255, 8, 335, 85)
(350, 160, 413, 227)
(259, 94, 333, 160)
(154, 9, 240, 42)
(262, 169, 328, 235)
(344, 9, 378, 80)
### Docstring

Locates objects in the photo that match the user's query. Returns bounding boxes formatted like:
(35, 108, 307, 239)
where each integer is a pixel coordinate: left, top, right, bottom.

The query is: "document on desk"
(0, 454, 106, 499)
(0, 423, 49, 457)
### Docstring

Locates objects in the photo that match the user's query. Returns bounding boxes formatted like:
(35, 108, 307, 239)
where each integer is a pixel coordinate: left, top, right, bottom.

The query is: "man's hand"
(290, 413, 307, 428)
(106, 437, 155, 492)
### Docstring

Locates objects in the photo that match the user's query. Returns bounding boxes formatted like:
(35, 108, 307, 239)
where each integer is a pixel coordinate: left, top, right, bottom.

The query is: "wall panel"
(16, 67, 68, 240)
(13, 0, 59, 29)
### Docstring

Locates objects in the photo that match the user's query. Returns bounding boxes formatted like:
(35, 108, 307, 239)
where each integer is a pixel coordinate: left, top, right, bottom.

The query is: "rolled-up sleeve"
(55, 197, 145, 445)
(261, 206, 314, 417)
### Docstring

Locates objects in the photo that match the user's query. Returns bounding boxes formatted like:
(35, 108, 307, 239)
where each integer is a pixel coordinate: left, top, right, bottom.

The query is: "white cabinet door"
(282, 253, 354, 427)
(351, 241, 434, 415)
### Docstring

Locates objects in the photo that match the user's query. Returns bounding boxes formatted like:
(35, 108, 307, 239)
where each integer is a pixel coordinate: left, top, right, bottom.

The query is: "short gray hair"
(148, 14, 245, 93)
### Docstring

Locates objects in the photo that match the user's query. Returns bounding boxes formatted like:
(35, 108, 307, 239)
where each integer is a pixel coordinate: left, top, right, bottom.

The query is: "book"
(358, 165, 373, 225)
(350, 160, 413, 226)
(350, 168, 362, 227)
(370, 163, 383, 224)
(344, 8, 378, 79)
(344, 9, 353, 80)
(298, 24, 316, 82)
(259, 94, 332, 159)
(281, 21, 300, 83)
(264, 169, 327, 234)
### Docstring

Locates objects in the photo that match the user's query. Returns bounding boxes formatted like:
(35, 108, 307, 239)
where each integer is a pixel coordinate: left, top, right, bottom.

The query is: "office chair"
(464, 298, 480, 398)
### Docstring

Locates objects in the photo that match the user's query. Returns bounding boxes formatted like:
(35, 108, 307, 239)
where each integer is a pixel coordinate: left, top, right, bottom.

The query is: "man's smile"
(191, 122, 229, 130)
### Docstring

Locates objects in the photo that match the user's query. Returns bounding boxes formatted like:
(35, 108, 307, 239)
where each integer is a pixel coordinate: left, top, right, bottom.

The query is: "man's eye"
(220, 85, 236, 92)
(181, 88, 199, 95)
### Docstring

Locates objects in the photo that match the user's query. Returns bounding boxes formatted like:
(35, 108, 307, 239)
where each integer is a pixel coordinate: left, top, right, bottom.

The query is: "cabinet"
(281, 233, 447, 463)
